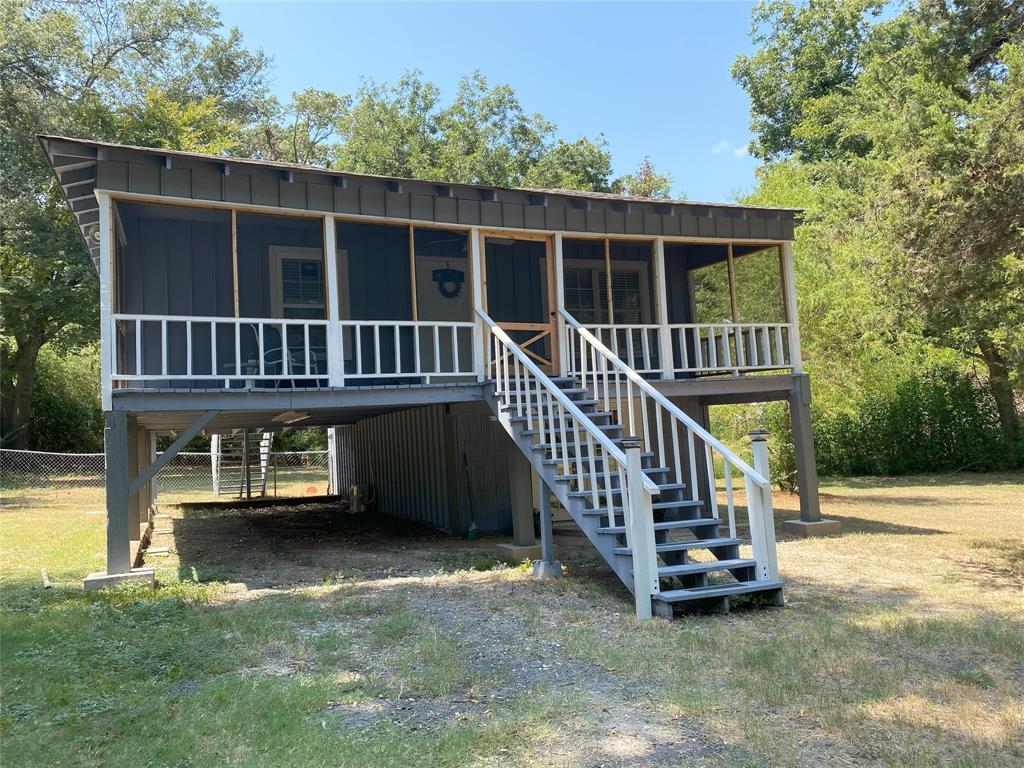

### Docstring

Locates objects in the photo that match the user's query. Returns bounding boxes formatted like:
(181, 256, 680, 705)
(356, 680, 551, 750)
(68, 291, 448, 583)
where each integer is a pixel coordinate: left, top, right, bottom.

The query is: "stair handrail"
(478, 309, 659, 495)
(478, 307, 661, 617)
(561, 309, 768, 489)
(563, 309, 779, 583)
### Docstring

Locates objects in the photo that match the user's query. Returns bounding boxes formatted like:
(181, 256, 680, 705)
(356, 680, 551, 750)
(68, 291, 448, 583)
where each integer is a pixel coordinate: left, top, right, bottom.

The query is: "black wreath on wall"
(432, 265, 465, 299)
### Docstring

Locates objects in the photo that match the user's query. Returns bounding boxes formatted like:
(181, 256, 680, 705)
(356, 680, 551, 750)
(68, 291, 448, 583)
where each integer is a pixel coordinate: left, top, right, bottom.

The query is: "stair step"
(556, 466, 671, 484)
(584, 499, 704, 516)
(657, 558, 756, 578)
(569, 482, 687, 499)
(542, 453, 656, 470)
(510, 410, 612, 425)
(597, 517, 719, 534)
(614, 537, 742, 556)
(501, 399, 600, 411)
(653, 580, 784, 604)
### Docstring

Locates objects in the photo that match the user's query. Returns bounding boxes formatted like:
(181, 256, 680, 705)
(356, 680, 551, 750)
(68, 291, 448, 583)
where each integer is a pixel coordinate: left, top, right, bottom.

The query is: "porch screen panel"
(485, 238, 550, 363)
(336, 222, 414, 379)
(415, 228, 470, 373)
(732, 246, 785, 323)
(607, 241, 655, 325)
(561, 239, 605, 323)
(236, 212, 326, 377)
(114, 201, 232, 380)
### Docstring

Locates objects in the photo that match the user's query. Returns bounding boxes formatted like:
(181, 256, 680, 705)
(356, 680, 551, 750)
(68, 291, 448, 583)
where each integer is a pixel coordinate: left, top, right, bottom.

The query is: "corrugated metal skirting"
(343, 404, 515, 535)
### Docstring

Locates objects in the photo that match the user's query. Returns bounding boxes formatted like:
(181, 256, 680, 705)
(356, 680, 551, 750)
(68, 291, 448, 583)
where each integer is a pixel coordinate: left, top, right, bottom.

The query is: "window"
(600, 269, 644, 324)
(269, 246, 325, 319)
(564, 265, 647, 324)
(564, 266, 597, 323)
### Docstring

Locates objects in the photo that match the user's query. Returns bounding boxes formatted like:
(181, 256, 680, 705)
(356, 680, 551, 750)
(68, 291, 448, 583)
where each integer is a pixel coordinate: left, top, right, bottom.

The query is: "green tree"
(0, 0, 270, 446)
(611, 156, 673, 198)
(733, 0, 1024, 458)
(282, 70, 619, 191)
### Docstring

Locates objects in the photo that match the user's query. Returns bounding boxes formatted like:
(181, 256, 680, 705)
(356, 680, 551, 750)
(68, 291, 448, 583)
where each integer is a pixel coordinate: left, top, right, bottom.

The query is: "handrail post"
(780, 242, 802, 373)
(553, 233, 568, 377)
(625, 440, 657, 619)
(749, 430, 779, 581)
(470, 227, 485, 381)
(653, 238, 673, 380)
(323, 215, 344, 387)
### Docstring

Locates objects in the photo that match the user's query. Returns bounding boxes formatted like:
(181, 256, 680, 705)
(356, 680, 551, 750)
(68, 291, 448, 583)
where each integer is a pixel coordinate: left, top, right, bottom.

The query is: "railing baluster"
(186, 320, 192, 377)
(724, 461, 736, 538)
(373, 325, 381, 375)
(671, 423, 682, 489)
(259, 323, 265, 377)
(281, 322, 290, 376)
(724, 324, 735, 374)
(708, 327, 718, 370)
(161, 320, 168, 376)
(687, 429, 698, 502)
(355, 325, 363, 375)
(641, 328, 651, 373)
(305, 323, 311, 375)
(558, 402, 570, 477)
(452, 325, 460, 373)
(134, 319, 142, 376)
(394, 325, 401, 375)
(234, 322, 241, 377)
(775, 325, 785, 367)
(414, 325, 422, 377)
(433, 325, 441, 376)
(705, 443, 719, 520)
(762, 325, 771, 368)
(586, 432, 599, 512)
(211, 321, 217, 379)
(654, 404, 665, 473)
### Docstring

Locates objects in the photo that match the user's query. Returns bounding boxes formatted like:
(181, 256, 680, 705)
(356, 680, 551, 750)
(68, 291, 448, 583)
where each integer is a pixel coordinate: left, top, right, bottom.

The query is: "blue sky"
(213, 1, 763, 202)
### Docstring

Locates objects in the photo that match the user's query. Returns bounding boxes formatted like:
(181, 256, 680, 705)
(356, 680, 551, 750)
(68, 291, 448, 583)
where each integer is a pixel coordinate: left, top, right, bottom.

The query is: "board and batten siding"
(344, 403, 516, 535)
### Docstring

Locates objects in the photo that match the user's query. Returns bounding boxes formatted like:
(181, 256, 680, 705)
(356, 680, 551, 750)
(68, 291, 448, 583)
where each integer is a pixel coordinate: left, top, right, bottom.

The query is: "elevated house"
(42, 135, 834, 617)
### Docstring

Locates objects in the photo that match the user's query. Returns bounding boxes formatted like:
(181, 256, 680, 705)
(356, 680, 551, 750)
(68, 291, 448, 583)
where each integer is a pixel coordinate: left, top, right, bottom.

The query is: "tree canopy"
(1, 0, 672, 448)
(734, 0, 1023, 459)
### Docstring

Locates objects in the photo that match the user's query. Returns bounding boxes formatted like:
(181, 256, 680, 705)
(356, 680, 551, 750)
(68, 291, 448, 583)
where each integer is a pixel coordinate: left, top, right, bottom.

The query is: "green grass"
(2, 472, 1022, 766)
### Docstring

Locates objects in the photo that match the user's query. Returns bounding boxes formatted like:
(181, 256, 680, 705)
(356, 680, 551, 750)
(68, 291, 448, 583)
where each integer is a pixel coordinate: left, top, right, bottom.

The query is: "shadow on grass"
(821, 472, 1024, 490)
(173, 501, 455, 588)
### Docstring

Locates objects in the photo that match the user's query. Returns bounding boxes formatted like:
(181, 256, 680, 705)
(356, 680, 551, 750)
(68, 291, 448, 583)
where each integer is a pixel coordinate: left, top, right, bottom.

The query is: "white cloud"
(711, 140, 730, 155)
(733, 145, 749, 157)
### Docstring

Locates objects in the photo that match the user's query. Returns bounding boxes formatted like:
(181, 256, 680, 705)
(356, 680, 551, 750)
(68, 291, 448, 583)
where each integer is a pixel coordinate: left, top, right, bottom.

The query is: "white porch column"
(780, 241, 803, 373)
(98, 192, 114, 411)
(553, 233, 567, 376)
(470, 226, 485, 380)
(323, 215, 343, 386)
(653, 238, 673, 380)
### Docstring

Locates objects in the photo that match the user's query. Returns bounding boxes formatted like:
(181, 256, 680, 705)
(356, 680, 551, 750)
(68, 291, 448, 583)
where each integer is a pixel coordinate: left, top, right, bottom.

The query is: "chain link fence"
(1, 448, 331, 510)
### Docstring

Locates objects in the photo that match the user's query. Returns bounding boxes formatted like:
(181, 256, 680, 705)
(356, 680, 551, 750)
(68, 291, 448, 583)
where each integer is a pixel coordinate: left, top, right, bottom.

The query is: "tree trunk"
(977, 333, 1021, 461)
(9, 330, 46, 450)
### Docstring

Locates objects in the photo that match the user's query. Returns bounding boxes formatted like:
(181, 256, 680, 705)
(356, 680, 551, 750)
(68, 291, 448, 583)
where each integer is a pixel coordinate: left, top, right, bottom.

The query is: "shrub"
(27, 345, 103, 452)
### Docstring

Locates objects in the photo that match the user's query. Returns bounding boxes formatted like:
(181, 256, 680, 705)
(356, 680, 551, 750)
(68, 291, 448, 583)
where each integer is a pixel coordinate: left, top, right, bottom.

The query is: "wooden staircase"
(479, 309, 783, 618)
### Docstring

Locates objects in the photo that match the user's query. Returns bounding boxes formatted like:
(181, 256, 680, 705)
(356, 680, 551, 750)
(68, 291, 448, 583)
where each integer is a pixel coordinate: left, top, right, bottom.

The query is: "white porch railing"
(110, 314, 477, 388)
(574, 324, 663, 376)
(479, 308, 662, 618)
(668, 323, 794, 375)
(338, 320, 477, 384)
(574, 322, 796, 379)
(562, 309, 779, 584)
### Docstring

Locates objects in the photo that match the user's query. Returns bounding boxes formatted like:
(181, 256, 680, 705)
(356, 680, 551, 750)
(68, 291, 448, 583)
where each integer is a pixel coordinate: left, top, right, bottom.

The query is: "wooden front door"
(483, 233, 559, 373)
